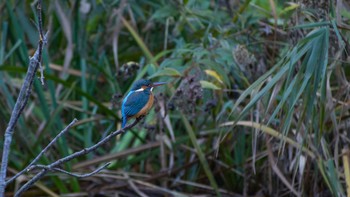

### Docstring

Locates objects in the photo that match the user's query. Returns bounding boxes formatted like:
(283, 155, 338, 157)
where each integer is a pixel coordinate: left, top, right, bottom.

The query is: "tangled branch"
(14, 118, 142, 196)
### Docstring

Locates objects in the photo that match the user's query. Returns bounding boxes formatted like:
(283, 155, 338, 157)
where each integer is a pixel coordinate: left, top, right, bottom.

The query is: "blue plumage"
(121, 79, 166, 128)
(121, 80, 152, 128)
(122, 91, 150, 116)
(130, 79, 152, 91)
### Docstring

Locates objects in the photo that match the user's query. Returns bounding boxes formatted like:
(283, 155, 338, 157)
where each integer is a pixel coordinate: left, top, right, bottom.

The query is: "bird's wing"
(122, 91, 150, 117)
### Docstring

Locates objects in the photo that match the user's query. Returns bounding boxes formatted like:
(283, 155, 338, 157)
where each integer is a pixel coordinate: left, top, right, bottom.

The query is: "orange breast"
(133, 93, 154, 118)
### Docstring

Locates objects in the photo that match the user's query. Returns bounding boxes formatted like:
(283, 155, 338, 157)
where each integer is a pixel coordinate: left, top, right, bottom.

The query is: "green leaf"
(149, 68, 181, 78)
(151, 5, 178, 19)
(200, 80, 221, 90)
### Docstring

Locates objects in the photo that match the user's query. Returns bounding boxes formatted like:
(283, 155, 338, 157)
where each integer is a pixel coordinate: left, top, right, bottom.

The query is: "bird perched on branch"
(121, 79, 167, 128)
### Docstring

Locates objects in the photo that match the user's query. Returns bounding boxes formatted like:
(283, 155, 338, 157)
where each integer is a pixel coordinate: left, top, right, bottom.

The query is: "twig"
(36, 0, 44, 43)
(0, 0, 46, 195)
(6, 119, 78, 185)
(39, 61, 45, 85)
(15, 118, 143, 196)
(36, 0, 45, 85)
(28, 162, 111, 178)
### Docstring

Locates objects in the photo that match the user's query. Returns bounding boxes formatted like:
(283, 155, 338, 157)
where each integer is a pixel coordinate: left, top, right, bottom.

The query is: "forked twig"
(15, 118, 143, 196)
(0, 0, 46, 195)
(6, 119, 78, 185)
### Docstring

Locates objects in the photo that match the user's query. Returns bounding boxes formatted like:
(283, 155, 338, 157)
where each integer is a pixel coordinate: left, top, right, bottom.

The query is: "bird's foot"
(136, 115, 145, 121)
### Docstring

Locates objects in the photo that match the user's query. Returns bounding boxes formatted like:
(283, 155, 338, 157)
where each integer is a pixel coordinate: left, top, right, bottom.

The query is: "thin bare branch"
(29, 162, 111, 178)
(36, 0, 45, 85)
(14, 117, 143, 196)
(0, 0, 46, 195)
(6, 119, 78, 185)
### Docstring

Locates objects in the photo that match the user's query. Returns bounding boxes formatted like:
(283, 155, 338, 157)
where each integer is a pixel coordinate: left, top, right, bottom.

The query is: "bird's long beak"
(152, 82, 167, 87)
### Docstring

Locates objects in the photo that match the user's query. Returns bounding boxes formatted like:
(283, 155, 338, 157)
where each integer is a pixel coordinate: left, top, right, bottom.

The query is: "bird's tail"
(122, 116, 127, 128)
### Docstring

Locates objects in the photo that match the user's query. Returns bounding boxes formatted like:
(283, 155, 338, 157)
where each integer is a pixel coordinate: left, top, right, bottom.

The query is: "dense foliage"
(1, 0, 350, 196)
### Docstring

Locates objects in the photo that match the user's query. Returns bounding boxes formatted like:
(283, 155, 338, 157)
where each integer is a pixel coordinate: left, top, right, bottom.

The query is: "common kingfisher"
(121, 79, 166, 128)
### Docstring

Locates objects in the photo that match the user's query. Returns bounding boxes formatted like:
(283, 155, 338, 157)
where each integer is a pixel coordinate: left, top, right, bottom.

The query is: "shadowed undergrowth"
(1, 0, 350, 196)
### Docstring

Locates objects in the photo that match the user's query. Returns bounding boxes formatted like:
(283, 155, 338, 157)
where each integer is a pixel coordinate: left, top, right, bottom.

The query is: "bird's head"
(131, 79, 167, 92)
